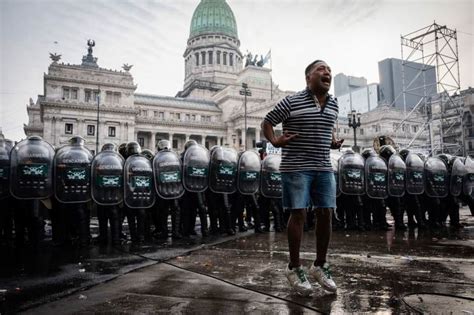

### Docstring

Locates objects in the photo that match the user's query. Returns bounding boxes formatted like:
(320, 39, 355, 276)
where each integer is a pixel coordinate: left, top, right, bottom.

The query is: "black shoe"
(239, 225, 248, 232)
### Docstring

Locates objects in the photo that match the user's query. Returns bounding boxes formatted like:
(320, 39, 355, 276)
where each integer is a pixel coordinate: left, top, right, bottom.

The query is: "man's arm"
(261, 120, 298, 148)
(331, 128, 344, 149)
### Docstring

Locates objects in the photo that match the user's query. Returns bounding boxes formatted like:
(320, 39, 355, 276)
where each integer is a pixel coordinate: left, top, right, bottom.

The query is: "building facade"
(378, 58, 437, 110)
(24, 0, 285, 154)
(24, 0, 466, 157)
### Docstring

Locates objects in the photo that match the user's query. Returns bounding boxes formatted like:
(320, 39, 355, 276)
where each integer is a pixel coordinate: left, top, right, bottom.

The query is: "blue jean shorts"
(281, 170, 336, 210)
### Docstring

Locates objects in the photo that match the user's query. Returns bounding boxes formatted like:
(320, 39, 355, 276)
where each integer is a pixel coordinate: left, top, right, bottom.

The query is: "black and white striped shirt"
(264, 88, 338, 172)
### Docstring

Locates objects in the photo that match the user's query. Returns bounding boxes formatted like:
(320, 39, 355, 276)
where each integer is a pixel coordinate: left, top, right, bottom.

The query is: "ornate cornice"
(44, 74, 137, 91)
(135, 117, 226, 130)
(40, 100, 138, 114)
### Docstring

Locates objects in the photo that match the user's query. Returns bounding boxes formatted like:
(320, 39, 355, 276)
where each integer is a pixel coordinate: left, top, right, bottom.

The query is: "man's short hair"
(305, 60, 325, 77)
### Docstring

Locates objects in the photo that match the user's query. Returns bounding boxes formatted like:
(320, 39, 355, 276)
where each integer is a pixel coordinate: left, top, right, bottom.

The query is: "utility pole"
(239, 83, 252, 150)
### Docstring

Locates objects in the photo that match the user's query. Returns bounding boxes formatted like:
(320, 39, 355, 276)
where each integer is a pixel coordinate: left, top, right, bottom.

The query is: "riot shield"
(338, 152, 365, 195)
(424, 157, 448, 198)
(54, 137, 93, 203)
(183, 144, 209, 193)
(260, 154, 281, 198)
(405, 153, 425, 195)
(124, 154, 156, 208)
(365, 155, 388, 199)
(463, 156, 474, 198)
(153, 149, 184, 199)
(330, 151, 342, 197)
(10, 136, 55, 199)
(449, 157, 465, 197)
(388, 154, 406, 197)
(0, 139, 11, 199)
(237, 150, 261, 195)
(91, 148, 124, 205)
(209, 146, 238, 194)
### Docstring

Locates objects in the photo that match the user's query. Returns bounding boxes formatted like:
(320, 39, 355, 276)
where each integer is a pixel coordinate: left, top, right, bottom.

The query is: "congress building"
(24, 0, 285, 154)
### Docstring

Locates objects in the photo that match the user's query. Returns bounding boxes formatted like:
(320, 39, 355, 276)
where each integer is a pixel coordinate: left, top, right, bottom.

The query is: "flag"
(263, 49, 271, 64)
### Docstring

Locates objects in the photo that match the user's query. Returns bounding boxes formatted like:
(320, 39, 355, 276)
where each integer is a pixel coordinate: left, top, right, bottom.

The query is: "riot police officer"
(10, 136, 55, 247)
(124, 141, 156, 243)
(181, 140, 210, 237)
(153, 140, 184, 239)
(92, 143, 124, 245)
(54, 136, 94, 246)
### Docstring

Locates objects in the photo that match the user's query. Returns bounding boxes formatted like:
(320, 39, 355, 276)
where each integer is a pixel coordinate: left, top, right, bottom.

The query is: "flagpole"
(270, 49, 273, 100)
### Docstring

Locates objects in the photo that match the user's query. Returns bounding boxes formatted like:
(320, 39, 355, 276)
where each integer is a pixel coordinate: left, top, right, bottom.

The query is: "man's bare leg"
(315, 207, 332, 266)
(287, 209, 306, 268)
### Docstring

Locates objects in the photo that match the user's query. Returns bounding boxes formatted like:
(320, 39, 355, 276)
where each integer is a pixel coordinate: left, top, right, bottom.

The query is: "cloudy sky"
(1, 0, 472, 141)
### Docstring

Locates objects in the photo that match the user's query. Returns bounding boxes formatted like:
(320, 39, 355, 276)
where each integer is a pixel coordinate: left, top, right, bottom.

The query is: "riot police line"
(1, 135, 473, 249)
(333, 145, 474, 231)
(0, 135, 285, 247)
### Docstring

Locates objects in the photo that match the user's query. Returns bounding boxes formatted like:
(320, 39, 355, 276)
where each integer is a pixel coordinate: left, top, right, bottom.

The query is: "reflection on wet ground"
(168, 209, 474, 313)
(1, 209, 473, 313)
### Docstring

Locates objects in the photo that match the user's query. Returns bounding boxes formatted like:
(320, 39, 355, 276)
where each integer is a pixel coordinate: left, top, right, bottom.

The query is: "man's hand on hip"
(272, 132, 298, 148)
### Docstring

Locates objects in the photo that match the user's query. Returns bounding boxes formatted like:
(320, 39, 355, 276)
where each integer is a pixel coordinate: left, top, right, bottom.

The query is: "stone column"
(201, 136, 205, 145)
(185, 134, 190, 142)
(255, 127, 261, 143)
(169, 133, 174, 149)
(241, 129, 246, 151)
(150, 132, 156, 151)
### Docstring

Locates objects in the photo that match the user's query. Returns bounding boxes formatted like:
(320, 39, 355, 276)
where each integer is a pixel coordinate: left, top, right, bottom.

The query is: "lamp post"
(96, 86, 100, 154)
(239, 83, 252, 150)
(347, 110, 361, 152)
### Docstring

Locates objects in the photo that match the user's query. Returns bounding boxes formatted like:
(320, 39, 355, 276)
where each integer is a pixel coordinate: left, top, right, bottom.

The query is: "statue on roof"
(87, 39, 95, 54)
(49, 52, 61, 63)
(82, 39, 99, 68)
(122, 63, 133, 71)
(244, 51, 253, 67)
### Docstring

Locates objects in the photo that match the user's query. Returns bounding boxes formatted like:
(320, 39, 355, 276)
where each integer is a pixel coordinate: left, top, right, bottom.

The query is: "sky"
(1, 0, 473, 141)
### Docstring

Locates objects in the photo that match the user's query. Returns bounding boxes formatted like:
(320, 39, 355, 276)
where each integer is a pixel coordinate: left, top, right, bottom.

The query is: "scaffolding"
(397, 21, 463, 156)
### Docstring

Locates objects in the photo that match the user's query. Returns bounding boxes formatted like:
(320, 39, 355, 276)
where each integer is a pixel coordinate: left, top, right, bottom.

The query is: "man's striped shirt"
(264, 88, 338, 172)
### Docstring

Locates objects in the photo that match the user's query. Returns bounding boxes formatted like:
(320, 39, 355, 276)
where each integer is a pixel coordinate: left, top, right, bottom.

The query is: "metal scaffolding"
(398, 21, 463, 156)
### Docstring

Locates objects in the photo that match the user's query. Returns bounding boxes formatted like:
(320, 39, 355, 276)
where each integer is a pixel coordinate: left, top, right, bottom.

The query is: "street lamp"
(239, 83, 252, 150)
(96, 85, 101, 154)
(347, 110, 361, 152)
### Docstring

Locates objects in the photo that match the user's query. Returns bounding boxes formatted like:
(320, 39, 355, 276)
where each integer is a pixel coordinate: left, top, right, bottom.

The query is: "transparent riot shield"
(424, 156, 448, 198)
(183, 144, 209, 193)
(209, 146, 238, 194)
(10, 136, 55, 199)
(153, 149, 184, 199)
(405, 153, 425, 195)
(388, 154, 406, 197)
(237, 150, 261, 195)
(0, 139, 11, 199)
(338, 152, 365, 195)
(463, 156, 474, 198)
(331, 151, 342, 197)
(365, 155, 388, 199)
(124, 155, 156, 208)
(449, 157, 465, 197)
(54, 137, 93, 203)
(91, 150, 124, 205)
(260, 154, 282, 198)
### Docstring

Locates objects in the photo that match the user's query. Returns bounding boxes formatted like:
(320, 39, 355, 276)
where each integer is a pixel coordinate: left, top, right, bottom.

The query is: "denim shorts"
(281, 170, 336, 210)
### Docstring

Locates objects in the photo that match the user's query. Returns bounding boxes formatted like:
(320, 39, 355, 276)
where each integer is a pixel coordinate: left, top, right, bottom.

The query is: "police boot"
(449, 201, 462, 229)
(136, 208, 146, 243)
(222, 195, 235, 235)
(171, 200, 183, 239)
(197, 192, 209, 236)
(110, 205, 121, 245)
(272, 200, 283, 232)
(96, 205, 108, 244)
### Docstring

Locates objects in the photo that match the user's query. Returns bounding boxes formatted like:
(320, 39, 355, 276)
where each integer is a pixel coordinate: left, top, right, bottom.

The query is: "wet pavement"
(1, 208, 473, 314)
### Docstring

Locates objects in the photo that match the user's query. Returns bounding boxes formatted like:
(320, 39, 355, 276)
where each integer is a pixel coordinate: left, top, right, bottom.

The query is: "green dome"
(189, 0, 238, 39)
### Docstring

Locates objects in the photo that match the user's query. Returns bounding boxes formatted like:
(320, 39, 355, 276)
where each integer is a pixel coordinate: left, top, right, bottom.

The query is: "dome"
(189, 0, 238, 39)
